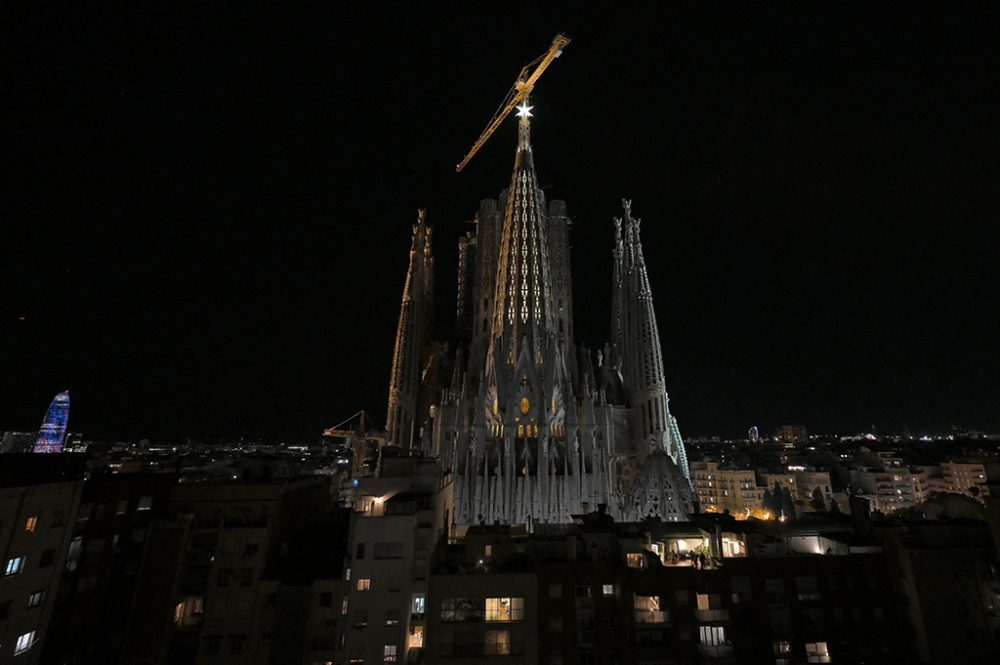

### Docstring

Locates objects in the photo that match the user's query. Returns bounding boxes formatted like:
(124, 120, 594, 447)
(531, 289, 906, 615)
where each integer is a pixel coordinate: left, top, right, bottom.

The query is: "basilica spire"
(613, 200, 689, 476)
(487, 99, 556, 370)
(386, 209, 434, 448)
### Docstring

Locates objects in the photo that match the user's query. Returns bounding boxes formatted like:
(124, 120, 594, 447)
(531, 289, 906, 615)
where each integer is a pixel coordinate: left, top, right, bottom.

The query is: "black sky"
(5, 3, 1000, 441)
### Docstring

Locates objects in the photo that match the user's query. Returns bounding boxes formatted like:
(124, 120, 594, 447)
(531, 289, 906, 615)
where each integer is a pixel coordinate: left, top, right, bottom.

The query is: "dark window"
(39, 549, 55, 568)
(373, 542, 403, 559)
(239, 568, 254, 586)
(243, 543, 259, 559)
(203, 636, 222, 655)
(356, 543, 365, 560)
(319, 592, 333, 607)
(266, 592, 277, 606)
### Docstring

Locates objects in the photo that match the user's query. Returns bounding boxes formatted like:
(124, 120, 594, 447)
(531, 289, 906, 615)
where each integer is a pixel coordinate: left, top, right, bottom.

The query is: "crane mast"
(455, 33, 571, 172)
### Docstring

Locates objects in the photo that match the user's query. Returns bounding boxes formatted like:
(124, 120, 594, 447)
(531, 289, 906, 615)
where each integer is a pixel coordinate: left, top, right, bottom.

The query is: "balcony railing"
(635, 610, 669, 624)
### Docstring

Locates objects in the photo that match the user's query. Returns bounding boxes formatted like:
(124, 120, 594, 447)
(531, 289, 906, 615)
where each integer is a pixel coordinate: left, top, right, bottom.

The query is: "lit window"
(357, 578, 371, 591)
(342, 598, 349, 615)
(805, 642, 831, 663)
(5, 556, 25, 576)
(699, 625, 727, 646)
(411, 593, 425, 614)
(25, 516, 38, 532)
(27, 590, 45, 608)
(485, 544, 492, 557)
(485, 597, 524, 621)
(484, 629, 511, 655)
(696, 593, 729, 621)
(385, 609, 401, 626)
(774, 641, 791, 655)
(626, 553, 645, 569)
(408, 625, 424, 648)
(634, 594, 668, 624)
(14, 631, 36, 655)
(173, 596, 204, 626)
(602, 584, 614, 596)
(137, 495, 153, 511)
(383, 644, 397, 663)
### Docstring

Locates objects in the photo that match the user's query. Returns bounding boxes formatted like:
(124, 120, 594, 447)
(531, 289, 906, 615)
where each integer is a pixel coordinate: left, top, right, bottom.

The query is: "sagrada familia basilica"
(383, 105, 694, 527)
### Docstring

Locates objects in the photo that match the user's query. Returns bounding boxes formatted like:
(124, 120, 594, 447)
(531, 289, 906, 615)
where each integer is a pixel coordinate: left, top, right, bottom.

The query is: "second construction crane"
(455, 33, 570, 172)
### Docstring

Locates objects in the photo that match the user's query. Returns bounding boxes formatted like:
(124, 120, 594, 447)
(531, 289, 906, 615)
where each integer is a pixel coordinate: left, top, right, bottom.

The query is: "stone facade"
(384, 112, 693, 526)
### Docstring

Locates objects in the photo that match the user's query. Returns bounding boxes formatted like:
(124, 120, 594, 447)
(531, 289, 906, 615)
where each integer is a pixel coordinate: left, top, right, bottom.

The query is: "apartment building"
(690, 462, 761, 515)
(0, 460, 83, 664)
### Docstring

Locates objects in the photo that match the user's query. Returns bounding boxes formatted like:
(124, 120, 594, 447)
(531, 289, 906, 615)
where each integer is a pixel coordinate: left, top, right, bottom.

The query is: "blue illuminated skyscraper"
(33, 390, 70, 453)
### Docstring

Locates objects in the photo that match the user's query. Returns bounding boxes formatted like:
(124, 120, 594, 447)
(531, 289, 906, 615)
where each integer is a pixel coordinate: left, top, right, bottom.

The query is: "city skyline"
(6, 4, 1000, 440)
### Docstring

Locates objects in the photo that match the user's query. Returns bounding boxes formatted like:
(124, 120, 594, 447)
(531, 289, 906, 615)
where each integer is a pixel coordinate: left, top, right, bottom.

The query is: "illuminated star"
(515, 101, 534, 118)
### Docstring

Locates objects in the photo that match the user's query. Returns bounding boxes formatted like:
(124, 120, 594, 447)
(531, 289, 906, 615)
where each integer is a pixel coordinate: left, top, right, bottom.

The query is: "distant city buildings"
(0, 429, 998, 661)
(690, 461, 761, 516)
(774, 425, 809, 445)
(0, 431, 35, 454)
(941, 460, 989, 499)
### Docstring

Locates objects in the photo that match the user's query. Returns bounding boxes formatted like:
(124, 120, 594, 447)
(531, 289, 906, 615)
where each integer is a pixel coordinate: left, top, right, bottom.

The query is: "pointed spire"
(515, 100, 534, 157)
(612, 199, 690, 477)
(487, 95, 556, 370)
(617, 199, 665, 393)
(386, 209, 434, 448)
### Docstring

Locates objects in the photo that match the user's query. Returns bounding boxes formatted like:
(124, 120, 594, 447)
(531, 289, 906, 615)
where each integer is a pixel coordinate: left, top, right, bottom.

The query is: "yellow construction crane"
(455, 33, 571, 172)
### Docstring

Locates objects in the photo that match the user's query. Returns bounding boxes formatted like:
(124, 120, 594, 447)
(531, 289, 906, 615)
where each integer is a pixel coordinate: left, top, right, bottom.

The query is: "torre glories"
(384, 106, 693, 528)
(34, 390, 70, 453)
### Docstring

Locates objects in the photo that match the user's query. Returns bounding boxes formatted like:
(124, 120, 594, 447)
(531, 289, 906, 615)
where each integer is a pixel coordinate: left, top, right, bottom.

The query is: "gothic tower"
(612, 200, 690, 478)
(386, 209, 434, 449)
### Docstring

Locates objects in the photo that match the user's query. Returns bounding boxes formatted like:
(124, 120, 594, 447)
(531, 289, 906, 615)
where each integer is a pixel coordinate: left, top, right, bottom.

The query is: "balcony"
(696, 609, 730, 622)
(699, 644, 734, 658)
(635, 610, 669, 624)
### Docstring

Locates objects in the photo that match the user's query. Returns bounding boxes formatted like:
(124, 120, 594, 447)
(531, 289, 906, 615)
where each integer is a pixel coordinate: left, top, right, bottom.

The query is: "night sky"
(5, 3, 1000, 441)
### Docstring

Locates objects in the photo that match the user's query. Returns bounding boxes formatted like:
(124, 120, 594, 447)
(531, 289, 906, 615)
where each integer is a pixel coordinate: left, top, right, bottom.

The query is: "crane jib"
(455, 33, 571, 173)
